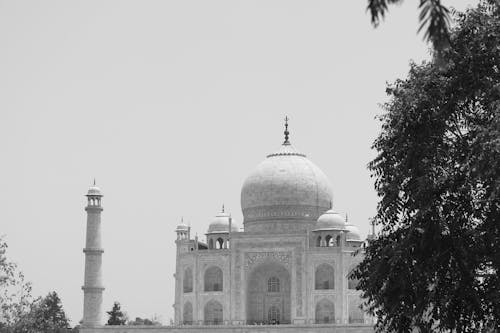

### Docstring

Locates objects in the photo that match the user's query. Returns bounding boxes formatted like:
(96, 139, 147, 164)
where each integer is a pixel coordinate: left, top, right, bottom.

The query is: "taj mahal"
(80, 120, 375, 333)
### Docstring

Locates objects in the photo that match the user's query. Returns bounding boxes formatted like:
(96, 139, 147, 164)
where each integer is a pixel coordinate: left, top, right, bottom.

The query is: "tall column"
(174, 218, 189, 325)
(82, 183, 104, 327)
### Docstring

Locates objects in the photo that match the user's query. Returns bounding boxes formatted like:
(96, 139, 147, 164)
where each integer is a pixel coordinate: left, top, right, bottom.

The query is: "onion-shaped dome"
(241, 142, 333, 232)
(314, 209, 346, 231)
(207, 210, 238, 234)
(345, 224, 362, 241)
(87, 185, 102, 196)
(176, 219, 189, 232)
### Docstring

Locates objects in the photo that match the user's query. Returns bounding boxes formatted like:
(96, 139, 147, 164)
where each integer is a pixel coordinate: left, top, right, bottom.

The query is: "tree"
(366, 0, 500, 52)
(106, 302, 127, 326)
(127, 317, 160, 326)
(4, 291, 71, 333)
(353, 2, 500, 332)
(33, 292, 70, 332)
(0, 238, 72, 333)
(0, 237, 33, 331)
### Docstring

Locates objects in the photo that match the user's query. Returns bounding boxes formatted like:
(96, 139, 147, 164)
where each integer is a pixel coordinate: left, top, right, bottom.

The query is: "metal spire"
(284, 116, 290, 144)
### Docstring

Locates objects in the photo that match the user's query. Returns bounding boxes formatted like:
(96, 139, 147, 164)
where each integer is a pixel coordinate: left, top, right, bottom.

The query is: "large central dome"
(241, 136, 333, 233)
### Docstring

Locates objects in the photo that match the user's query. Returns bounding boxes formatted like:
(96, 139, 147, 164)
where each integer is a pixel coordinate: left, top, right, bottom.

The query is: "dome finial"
(222, 203, 225, 213)
(283, 116, 290, 144)
(93, 178, 96, 186)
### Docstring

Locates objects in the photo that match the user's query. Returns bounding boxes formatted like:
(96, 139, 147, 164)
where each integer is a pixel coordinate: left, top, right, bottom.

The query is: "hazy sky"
(0, 0, 478, 326)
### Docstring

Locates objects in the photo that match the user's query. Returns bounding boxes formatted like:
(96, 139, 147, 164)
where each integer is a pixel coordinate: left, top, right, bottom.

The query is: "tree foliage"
(354, 2, 500, 332)
(106, 302, 127, 326)
(366, 0, 500, 51)
(32, 292, 70, 332)
(1, 238, 72, 333)
(13, 292, 71, 333)
(0, 237, 33, 331)
(127, 317, 161, 326)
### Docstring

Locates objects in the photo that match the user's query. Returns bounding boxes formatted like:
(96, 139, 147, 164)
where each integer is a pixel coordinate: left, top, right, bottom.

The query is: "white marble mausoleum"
(80, 121, 374, 333)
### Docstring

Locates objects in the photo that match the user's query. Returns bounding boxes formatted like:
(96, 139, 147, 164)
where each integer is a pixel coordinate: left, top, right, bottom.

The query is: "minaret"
(174, 218, 190, 325)
(367, 218, 376, 241)
(82, 181, 104, 327)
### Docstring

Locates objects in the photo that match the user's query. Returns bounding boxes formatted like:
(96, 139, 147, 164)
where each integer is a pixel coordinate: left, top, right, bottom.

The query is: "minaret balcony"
(85, 206, 103, 212)
(83, 247, 104, 254)
(81, 286, 105, 292)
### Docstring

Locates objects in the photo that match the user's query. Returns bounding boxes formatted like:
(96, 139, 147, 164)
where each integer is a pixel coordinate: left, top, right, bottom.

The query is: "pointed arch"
(348, 267, 360, 290)
(204, 266, 223, 291)
(183, 302, 193, 325)
(204, 300, 223, 325)
(246, 262, 291, 324)
(183, 267, 193, 293)
(315, 263, 334, 290)
(348, 300, 364, 323)
(268, 305, 280, 324)
(315, 298, 335, 323)
(216, 237, 224, 249)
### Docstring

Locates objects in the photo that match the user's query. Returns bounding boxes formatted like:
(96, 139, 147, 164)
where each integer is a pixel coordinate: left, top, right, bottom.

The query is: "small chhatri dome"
(241, 117, 333, 232)
(207, 207, 238, 234)
(176, 217, 189, 232)
(345, 224, 362, 241)
(314, 209, 346, 231)
(87, 179, 103, 196)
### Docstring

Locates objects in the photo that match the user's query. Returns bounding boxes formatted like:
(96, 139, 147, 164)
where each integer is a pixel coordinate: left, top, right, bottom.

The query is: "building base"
(81, 324, 374, 333)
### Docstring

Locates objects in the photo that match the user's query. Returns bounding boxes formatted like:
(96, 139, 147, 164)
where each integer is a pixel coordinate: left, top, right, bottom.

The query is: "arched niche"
(348, 267, 359, 290)
(348, 300, 364, 323)
(325, 235, 333, 247)
(204, 300, 223, 325)
(268, 305, 280, 324)
(204, 266, 223, 292)
(246, 262, 291, 325)
(183, 302, 193, 325)
(183, 267, 193, 293)
(315, 263, 335, 290)
(315, 298, 335, 324)
(216, 237, 224, 249)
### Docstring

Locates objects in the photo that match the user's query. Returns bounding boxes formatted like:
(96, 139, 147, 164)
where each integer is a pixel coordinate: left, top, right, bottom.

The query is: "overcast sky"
(0, 0, 478, 326)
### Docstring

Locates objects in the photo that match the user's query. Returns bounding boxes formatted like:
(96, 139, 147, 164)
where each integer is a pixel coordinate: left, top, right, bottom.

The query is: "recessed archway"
(315, 263, 334, 290)
(183, 302, 193, 325)
(204, 300, 223, 325)
(315, 298, 335, 323)
(204, 266, 223, 292)
(183, 267, 193, 293)
(246, 262, 291, 325)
